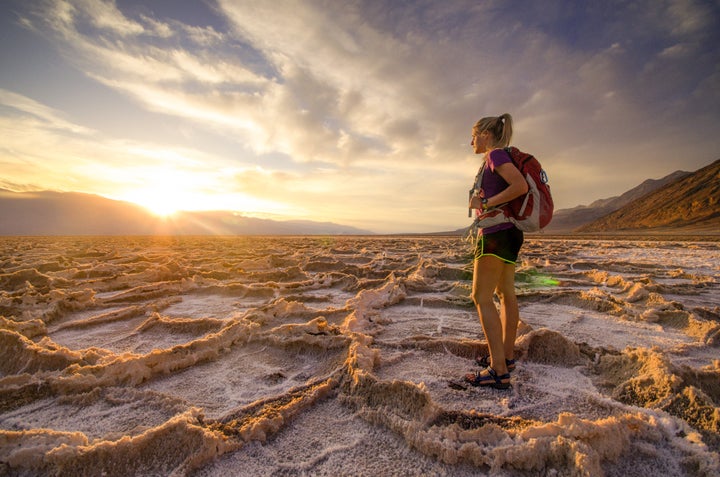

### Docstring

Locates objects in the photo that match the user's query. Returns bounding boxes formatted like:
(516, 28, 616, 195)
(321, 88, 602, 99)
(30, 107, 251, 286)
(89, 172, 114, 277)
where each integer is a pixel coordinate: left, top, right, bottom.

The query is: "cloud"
(0, 89, 238, 193)
(48, 0, 146, 37)
(0, 88, 93, 135)
(5, 0, 719, 232)
(181, 23, 224, 46)
(29, 0, 718, 172)
(217, 1, 491, 164)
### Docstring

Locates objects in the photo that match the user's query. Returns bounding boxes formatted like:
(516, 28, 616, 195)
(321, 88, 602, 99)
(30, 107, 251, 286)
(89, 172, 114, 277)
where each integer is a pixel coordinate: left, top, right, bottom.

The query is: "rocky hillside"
(577, 159, 720, 233)
(545, 170, 690, 232)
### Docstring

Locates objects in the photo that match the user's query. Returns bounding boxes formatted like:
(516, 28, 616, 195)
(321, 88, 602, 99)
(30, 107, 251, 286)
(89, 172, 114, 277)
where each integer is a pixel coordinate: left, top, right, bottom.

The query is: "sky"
(1, 0, 719, 234)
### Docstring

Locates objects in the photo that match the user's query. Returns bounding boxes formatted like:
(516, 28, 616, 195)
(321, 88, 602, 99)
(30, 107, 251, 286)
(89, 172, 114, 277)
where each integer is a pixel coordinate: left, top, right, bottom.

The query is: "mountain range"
(544, 170, 692, 232)
(1, 158, 718, 235)
(576, 158, 720, 233)
(457, 157, 718, 236)
(0, 190, 373, 236)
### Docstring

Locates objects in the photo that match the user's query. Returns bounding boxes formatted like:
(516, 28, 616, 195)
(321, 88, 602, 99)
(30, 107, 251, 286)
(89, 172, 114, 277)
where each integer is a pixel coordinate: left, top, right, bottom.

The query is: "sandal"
(475, 355, 516, 372)
(464, 367, 511, 390)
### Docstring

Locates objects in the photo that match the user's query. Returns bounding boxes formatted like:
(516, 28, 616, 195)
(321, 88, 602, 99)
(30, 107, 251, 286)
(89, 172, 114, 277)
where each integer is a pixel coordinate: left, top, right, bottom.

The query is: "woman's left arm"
(485, 162, 528, 208)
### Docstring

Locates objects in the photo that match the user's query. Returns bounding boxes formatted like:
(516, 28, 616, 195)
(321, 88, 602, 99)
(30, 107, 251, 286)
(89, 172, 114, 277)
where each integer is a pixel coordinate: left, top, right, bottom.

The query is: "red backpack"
(470, 147, 554, 233)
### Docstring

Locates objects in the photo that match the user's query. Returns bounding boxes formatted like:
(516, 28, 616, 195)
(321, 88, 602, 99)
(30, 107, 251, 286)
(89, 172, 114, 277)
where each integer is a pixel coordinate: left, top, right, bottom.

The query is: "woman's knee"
(472, 257, 505, 306)
(471, 289, 481, 306)
(472, 289, 494, 307)
(494, 287, 516, 303)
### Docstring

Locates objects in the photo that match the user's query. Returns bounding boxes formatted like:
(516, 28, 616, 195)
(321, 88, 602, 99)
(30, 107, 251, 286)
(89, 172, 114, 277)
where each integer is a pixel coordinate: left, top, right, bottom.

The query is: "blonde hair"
(473, 113, 513, 148)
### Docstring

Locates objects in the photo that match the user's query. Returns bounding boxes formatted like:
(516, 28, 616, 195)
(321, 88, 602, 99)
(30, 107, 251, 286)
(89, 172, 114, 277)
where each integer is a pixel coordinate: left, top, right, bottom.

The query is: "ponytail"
(472, 113, 513, 148)
(497, 113, 512, 148)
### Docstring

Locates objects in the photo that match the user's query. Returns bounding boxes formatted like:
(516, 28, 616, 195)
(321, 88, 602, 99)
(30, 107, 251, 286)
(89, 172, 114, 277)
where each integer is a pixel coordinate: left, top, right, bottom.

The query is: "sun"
(143, 199, 180, 217)
(125, 186, 188, 217)
(117, 168, 295, 219)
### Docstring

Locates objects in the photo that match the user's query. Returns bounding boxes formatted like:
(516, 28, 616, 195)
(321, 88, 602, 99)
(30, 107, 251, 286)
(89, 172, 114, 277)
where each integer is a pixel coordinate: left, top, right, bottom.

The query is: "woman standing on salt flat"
(465, 113, 528, 389)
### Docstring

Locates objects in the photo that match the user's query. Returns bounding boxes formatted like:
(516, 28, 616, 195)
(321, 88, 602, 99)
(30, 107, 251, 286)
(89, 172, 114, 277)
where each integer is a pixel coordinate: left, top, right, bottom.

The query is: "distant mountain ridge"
(447, 159, 717, 235)
(578, 158, 720, 233)
(545, 170, 691, 232)
(0, 189, 373, 235)
(3, 158, 718, 236)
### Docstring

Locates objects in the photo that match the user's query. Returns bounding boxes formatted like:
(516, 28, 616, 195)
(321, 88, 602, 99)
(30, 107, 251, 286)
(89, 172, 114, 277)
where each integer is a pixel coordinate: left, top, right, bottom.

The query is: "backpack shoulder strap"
(504, 146, 534, 169)
(474, 162, 486, 189)
(469, 163, 487, 218)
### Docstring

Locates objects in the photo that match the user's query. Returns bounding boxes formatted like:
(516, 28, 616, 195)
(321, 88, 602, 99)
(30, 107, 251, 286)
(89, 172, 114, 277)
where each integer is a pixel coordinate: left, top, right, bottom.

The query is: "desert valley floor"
(0, 235, 718, 476)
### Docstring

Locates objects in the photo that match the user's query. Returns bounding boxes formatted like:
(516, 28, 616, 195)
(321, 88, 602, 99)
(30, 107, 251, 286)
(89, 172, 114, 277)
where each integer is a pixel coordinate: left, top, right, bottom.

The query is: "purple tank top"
(477, 148, 515, 235)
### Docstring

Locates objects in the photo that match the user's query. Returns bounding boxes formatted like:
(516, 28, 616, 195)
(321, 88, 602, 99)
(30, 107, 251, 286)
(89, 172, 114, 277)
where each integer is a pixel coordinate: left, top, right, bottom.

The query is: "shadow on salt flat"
(519, 302, 696, 352)
(665, 288, 720, 311)
(191, 399, 485, 477)
(141, 343, 346, 418)
(48, 313, 150, 353)
(286, 288, 356, 310)
(373, 348, 511, 414)
(372, 342, 618, 425)
(0, 388, 187, 441)
(125, 327, 219, 356)
(49, 314, 219, 355)
(376, 305, 478, 342)
(47, 292, 263, 355)
(162, 293, 270, 319)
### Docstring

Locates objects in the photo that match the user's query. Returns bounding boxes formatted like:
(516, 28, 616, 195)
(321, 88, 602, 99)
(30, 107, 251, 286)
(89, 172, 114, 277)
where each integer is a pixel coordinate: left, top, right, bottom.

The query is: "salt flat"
(0, 236, 718, 476)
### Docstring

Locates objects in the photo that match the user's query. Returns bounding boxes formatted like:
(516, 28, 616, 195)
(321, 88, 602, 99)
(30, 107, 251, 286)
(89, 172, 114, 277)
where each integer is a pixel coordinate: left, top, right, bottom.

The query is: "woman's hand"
(469, 189, 485, 209)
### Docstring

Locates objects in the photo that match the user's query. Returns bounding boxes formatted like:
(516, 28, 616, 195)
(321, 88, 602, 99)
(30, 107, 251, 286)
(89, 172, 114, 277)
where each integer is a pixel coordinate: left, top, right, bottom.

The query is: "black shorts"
(474, 227, 524, 264)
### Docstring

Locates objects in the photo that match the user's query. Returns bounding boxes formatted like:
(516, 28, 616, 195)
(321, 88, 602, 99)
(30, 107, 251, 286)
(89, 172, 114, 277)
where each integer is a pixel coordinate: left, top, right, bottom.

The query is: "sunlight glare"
(119, 166, 209, 217)
(114, 163, 299, 219)
(126, 186, 188, 217)
(122, 186, 296, 218)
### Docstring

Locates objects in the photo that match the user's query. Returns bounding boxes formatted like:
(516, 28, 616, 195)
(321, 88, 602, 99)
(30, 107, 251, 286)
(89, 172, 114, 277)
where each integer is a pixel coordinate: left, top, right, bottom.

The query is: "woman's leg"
(471, 255, 508, 375)
(496, 263, 519, 360)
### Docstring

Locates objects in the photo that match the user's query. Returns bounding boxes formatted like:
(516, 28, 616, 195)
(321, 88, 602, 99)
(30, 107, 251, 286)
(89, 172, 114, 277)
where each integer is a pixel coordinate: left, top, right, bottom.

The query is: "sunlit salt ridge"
(0, 236, 718, 476)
